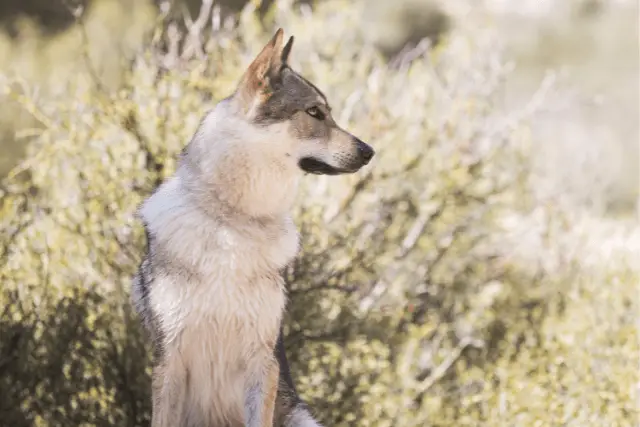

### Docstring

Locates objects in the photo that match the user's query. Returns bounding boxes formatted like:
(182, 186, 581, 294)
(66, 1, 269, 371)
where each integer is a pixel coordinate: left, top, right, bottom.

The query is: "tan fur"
(236, 28, 286, 116)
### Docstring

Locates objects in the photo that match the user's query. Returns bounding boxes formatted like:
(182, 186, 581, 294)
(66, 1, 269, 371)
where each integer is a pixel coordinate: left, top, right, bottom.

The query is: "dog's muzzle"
(298, 137, 375, 175)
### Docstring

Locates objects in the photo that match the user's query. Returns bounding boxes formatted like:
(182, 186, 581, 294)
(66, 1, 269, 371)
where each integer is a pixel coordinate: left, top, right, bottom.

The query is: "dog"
(131, 28, 375, 427)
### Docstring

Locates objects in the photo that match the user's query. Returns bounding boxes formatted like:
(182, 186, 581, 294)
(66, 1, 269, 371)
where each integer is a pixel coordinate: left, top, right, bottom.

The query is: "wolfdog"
(131, 28, 375, 427)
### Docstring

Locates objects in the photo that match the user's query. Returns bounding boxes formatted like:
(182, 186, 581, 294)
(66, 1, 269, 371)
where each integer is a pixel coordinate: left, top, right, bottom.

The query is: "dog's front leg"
(151, 354, 188, 427)
(245, 357, 280, 427)
(274, 327, 324, 427)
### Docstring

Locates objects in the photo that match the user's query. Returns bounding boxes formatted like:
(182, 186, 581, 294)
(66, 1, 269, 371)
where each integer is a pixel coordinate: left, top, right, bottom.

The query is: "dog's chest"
(151, 268, 287, 424)
(150, 217, 296, 346)
(175, 280, 285, 425)
(147, 210, 296, 409)
(184, 222, 293, 327)
(153, 260, 287, 345)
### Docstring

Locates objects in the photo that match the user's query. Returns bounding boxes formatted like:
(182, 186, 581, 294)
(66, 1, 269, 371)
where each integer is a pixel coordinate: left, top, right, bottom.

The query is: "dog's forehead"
(253, 68, 330, 124)
(278, 69, 328, 107)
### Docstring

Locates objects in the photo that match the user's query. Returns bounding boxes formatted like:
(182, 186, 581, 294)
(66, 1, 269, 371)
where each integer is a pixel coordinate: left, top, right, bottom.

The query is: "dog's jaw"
(298, 157, 356, 175)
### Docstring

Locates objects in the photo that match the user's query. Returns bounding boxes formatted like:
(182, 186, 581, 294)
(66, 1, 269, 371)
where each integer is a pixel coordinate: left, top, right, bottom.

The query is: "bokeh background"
(0, 0, 638, 426)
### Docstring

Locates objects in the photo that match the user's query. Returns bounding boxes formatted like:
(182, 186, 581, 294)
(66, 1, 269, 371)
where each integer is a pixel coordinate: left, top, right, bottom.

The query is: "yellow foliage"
(0, 1, 637, 426)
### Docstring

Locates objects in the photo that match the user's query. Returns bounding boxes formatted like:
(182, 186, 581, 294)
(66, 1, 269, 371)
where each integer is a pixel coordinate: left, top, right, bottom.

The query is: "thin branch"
(180, 0, 214, 60)
(289, 283, 357, 296)
(62, 1, 109, 93)
(415, 336, 478, 393)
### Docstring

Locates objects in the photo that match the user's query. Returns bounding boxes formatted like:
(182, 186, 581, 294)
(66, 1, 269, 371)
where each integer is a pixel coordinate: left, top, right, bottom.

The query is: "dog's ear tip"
(272, 28, 285, 44)
(281, 35, 295, 63)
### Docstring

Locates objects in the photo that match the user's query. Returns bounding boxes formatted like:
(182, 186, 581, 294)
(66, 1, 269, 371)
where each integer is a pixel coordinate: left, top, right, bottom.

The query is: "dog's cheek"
(294, 139, 318, 161)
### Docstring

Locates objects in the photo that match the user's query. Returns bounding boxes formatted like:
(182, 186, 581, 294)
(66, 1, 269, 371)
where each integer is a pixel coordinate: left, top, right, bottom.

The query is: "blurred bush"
(0, 1, 638, 426)
(0, 0, 156, 178)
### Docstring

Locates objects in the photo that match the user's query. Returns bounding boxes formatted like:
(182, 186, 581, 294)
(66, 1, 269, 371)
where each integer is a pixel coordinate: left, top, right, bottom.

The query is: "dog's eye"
(306, 106, 325, 120)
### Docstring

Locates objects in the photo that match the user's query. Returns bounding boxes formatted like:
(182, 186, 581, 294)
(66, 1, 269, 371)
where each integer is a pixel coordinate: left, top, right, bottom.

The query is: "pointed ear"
(281, 36, 294, 65)
(235, 29, 288, 113)
(242, 28, 286, 88)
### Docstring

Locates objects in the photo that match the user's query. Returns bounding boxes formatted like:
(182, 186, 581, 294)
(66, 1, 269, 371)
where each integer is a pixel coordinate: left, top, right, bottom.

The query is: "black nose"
(356, 139, 375, 164)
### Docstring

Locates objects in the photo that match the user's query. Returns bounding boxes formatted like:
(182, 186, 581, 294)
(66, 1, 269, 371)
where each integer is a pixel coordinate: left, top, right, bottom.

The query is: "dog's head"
(232, 28, 375, 175)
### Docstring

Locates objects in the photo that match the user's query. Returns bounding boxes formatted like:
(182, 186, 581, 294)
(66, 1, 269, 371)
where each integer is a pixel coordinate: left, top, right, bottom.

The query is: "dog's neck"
(139, 174, 300, 280)
(177, 101, 300, 221)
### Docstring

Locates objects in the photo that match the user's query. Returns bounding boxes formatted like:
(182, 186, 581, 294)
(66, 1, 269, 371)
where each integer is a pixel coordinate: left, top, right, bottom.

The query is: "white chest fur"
(139, 176, 299, 424)
(141, 176, 299, 336)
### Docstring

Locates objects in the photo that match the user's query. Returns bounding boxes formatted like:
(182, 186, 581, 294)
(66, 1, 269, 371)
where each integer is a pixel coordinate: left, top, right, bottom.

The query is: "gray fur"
(253, 66, 329, 126)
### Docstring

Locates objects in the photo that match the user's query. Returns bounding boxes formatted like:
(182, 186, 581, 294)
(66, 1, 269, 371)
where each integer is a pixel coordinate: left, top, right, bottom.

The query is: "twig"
(389, 37, 432, 70)
(289, 283, 357, 295)
(180, 0, 214, 60)
(62, 1, 109, 93)
(483, 71, 557, 140)
(415, 336, 478, 393)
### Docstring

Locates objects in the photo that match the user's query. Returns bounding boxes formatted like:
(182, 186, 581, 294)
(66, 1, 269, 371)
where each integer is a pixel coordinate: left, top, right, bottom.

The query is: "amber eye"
(306, 106, 325, 120)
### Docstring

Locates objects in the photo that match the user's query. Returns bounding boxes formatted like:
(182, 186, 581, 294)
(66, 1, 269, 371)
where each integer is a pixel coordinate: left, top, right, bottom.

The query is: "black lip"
(298, 158, 358, 175)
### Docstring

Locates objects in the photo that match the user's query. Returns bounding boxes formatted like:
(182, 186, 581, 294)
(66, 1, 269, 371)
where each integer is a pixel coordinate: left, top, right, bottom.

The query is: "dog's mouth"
(298, 158, 359, 175)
